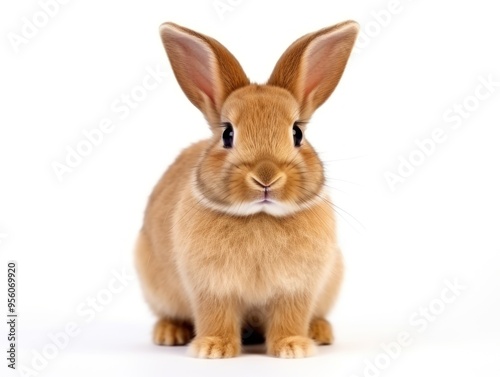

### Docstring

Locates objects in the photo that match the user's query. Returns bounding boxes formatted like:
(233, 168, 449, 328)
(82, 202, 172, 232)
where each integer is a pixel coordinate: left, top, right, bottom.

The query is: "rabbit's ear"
(160, 22, 249, 125)
(268, 21, 359, 118)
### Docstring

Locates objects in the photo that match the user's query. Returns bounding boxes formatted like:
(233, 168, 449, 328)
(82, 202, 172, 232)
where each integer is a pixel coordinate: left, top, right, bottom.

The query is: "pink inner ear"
(176, 35, 216, 105)
(302, 37, 336, 99)
(301, 29, 352, 100)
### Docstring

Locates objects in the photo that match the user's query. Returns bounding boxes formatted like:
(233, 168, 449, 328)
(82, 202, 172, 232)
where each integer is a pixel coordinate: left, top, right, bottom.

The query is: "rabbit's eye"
(222, 123, 234, 148)
(293, 123, 303, 147)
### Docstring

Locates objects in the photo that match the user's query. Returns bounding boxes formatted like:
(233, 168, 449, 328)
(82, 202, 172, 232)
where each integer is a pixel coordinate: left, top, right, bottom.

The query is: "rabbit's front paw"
(268, 336, 316, 358)
(189, 336, 241, 358)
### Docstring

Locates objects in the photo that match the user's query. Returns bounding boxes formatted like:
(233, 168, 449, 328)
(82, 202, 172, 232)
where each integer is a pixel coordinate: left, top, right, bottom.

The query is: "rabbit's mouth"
(258, 199, 273, 204)
(257, 186, 276, 204)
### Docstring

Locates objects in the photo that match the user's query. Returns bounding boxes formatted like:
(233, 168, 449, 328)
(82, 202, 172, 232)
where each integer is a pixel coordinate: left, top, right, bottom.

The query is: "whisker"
(295, 184, 365, 233)
(332, 203, 365, 231)
(322, 183, 349, 194)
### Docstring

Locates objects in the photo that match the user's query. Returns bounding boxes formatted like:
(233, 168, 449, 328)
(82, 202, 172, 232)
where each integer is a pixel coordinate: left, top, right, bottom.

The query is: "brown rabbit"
(135, 21, 359, 358)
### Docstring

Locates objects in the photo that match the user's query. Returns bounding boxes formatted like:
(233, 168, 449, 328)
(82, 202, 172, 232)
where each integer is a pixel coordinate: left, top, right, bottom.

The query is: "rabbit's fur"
(135, 21, 359, 358)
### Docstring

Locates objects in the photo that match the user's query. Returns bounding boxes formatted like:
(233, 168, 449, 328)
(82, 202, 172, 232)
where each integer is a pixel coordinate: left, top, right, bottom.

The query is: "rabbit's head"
(160, 21, 358, 216)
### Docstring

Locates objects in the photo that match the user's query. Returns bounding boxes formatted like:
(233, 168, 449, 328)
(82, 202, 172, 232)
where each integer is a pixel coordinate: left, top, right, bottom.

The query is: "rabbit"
(135, 20, 359, 359)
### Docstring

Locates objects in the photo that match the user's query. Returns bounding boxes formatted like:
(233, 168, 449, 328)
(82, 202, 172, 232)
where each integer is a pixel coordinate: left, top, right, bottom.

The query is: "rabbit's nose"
(248, 161, 286, 190)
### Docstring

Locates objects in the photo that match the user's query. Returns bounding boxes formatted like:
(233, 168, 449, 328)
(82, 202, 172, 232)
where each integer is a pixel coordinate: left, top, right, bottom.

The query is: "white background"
(1, 0, 499, 376)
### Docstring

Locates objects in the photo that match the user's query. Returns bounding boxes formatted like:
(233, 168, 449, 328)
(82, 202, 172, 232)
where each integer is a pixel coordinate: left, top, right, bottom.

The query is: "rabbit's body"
(135, 22, 358, 358)
(136, 139, 343, 315)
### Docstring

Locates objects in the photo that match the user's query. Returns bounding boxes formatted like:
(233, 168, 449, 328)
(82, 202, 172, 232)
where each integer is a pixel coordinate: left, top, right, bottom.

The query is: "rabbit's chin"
(192, 186, 326, 218)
